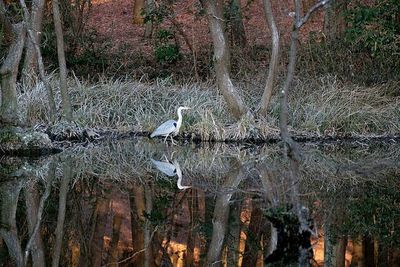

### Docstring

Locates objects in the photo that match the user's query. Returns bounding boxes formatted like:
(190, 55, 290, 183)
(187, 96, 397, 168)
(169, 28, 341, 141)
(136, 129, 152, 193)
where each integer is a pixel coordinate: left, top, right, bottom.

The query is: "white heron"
(150, 106, 191, 144)
(150, 158, 191, 190)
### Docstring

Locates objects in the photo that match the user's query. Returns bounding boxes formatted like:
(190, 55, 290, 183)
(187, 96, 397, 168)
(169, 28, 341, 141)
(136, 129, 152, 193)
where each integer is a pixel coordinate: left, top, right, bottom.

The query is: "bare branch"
(296, 0, 332, 29)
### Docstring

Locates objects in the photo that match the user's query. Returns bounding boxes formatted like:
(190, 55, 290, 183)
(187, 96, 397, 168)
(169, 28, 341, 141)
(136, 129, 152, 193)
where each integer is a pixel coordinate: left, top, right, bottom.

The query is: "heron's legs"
(163, 134, 169, 143)
(170, 135, 177, 145)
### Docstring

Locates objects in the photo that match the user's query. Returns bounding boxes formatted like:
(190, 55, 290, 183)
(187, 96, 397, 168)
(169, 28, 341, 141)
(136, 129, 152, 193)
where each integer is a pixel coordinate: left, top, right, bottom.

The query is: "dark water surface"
(0, 139, 399, 266)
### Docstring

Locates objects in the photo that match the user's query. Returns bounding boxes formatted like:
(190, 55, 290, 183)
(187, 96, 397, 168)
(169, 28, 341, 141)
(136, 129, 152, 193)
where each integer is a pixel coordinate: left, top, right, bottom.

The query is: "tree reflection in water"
(0, 139, 399, 266)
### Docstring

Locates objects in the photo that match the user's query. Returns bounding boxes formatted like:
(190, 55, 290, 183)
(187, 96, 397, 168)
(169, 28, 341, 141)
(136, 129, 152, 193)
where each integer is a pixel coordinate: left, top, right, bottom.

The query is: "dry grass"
(18, 74, 400, 141)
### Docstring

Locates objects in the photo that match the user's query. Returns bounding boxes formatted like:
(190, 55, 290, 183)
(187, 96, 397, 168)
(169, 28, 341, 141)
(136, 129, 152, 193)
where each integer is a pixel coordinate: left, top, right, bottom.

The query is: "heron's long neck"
(176, 108, 183, 130)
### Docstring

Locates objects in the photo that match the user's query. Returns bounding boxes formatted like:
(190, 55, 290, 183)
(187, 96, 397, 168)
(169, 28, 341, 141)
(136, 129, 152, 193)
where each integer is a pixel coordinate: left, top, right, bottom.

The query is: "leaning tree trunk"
(0, 23, 26, 126)
(202, 0, 247, 120)
(19, 0, 57, 122)
(22, 0, 45, 84)
(53, 0, 73, 121)
(259, 0, 280, 116)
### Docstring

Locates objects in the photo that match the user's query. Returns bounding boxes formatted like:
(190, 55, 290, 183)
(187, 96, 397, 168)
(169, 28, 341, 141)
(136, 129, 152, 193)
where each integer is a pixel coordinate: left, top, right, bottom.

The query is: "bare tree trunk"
(132, 0, 144, 24)
(229, 0, 246, 47)
(202, 0, 247, 120)
(259, 0, 280, 116)
(52, 159, 72, 267)
(52, 0, 73, 121)
(280, 0, 331, 146)
(0, 22, 26, 125)
(144, 0, 154, 38)
(22, 0, 45, 84)
(19, 0, 57, 122)
(206, 159, 244, 265)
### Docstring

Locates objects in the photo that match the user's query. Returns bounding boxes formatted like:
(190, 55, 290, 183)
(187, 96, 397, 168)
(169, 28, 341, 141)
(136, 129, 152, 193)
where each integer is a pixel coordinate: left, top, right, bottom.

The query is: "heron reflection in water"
(151, 157, 191, 190)
(150, 106, 191, 144)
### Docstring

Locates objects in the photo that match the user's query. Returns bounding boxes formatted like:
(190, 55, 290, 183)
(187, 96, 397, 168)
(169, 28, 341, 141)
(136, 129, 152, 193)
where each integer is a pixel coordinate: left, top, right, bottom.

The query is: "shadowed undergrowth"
(18, 74, 400, 141)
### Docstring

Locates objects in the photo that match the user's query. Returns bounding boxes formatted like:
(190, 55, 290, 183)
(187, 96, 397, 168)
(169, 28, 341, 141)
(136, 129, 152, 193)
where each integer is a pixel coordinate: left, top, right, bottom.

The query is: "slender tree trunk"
(280, 0, 331, 146)
(144, 0, 154, 38)
(0, 22, 26, 125)
(52, 0, 73, 121)
(202, 0, 247, 120)
(52, 159, 72, 267)
(19, 0, 57, 122)
(22, 0, 45, 84)
(132, 0, 144, 24)
(259, 0, 280, 116)
(229, 0, 246, 47)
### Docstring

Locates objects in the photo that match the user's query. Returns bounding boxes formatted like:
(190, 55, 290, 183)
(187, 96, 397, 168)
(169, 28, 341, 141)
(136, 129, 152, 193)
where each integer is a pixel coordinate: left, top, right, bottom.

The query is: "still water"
(0, 138, 399, 266)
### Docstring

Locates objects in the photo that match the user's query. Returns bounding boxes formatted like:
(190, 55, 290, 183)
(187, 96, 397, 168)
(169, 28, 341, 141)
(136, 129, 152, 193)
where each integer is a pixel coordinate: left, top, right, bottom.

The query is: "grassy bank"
(18, 74, 400, 142)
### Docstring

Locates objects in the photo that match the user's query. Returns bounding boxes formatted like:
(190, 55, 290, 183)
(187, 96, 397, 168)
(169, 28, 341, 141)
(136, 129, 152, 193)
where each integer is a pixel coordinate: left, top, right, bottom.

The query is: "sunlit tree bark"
(351, 237, 364, 267)
(242, 206, 264, 266)
(132, 0, 144, 24)
(259, 0, 280, 116)
(201, 0, 248, 120)
(52, 0, 73, 121)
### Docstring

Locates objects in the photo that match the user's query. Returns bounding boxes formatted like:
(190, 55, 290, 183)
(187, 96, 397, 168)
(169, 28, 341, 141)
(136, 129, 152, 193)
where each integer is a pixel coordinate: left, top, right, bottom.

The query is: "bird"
(150, 106, 191, 144)
(150, 158, 191, 190)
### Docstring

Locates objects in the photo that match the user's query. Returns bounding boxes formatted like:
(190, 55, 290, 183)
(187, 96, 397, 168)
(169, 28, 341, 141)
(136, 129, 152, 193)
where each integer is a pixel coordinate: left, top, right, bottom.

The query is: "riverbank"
(17, 74, 399, 144)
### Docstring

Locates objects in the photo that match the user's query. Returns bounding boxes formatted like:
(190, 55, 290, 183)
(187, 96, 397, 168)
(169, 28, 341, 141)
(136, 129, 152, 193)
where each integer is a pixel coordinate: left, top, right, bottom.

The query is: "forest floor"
(86, 0, 325, 51)
(84, 0, 326, 75)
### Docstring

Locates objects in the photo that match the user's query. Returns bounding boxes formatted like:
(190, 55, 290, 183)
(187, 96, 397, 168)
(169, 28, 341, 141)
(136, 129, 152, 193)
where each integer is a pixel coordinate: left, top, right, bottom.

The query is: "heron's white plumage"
(150, 106, 190, 143)
(150, 119, 177, 138)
